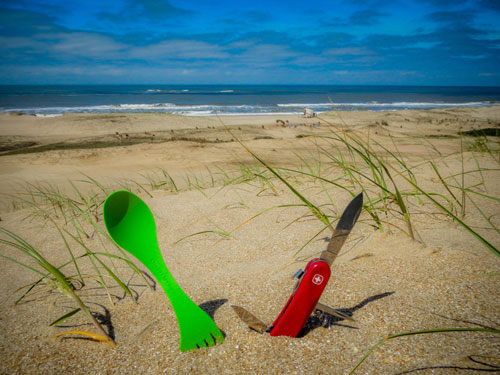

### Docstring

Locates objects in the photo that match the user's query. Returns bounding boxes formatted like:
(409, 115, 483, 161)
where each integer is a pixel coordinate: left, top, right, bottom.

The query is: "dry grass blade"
(52, 330, 116, 348)
(466, 272, 500, 278)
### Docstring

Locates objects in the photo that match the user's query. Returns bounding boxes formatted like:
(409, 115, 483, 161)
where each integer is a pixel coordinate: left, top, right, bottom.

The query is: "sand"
(0, 107, 499, 374)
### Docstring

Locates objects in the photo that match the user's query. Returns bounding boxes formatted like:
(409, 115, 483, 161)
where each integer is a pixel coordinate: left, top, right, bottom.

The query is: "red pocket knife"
(232, 193, 363, 337)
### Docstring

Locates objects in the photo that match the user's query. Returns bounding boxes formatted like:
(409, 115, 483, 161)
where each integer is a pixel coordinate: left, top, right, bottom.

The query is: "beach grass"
(0, 226, 115, 347)
(0, 177, 161, 345)
(208, 115, 499, 261)
(1, 111, 499, 367)
(219, 118, 499, 371)
(348, 327, 500, 374)
(3, 129, 498, 275)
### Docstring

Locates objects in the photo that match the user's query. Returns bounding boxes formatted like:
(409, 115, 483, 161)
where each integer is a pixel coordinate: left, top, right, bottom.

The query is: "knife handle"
(270, 258, 330, 337)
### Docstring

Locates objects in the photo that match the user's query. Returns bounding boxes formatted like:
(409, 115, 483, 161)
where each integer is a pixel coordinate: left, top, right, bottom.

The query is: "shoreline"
(4, 103, 500, 118)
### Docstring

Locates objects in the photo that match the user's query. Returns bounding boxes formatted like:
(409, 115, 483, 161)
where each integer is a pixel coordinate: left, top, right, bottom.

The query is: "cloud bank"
(0, 0, 499, 85)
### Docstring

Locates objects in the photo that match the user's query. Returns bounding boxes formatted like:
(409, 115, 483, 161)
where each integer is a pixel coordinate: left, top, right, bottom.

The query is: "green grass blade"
(65, 229, 133, 298)
(290, 224, 330, 259)
(448, 185, 500, 203)
(0, 252, 45, 276)
(349, 327, 500, 374)
(236, 140, 332, 230)
(80, 174, 109, 194)
(230, 204, 305, 233)
(430, 161, 462, 209)
(49, 308, 81, 326)
(388, 164, 500, 258)
(174, 230, 232, 244)
(462, 190, 500, 236)
(94, 257, 133, 298)
(14, 278, 45, 304)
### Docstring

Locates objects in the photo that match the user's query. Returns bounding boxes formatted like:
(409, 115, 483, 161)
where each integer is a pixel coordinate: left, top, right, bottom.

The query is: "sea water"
(0, 85, 499, 116)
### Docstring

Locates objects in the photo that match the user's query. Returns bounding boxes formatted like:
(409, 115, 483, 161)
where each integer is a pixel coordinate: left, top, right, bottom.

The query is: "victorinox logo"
(312, 274, 324, 285)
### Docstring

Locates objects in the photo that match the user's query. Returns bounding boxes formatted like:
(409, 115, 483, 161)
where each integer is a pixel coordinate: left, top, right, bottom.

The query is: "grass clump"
(0, 227, 115, 347)
(220, 116, 500, 371)
(349, 327, 500, 374)
(0, 178, 154, 346)
(199, 113, 500, 260)
(459, 128, 500, 137)
(1, 139, 144, 156)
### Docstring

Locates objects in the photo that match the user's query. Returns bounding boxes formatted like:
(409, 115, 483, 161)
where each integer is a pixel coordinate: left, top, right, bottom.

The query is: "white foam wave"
(2, 100, 497, 117)
(278, 101, 489, 108)
(35, 113, 63, 118)
(277, 103, 332, 108)
(117, 103, 176, 109)
(146, 89, 237, 94)
(146, 89, 190, 93)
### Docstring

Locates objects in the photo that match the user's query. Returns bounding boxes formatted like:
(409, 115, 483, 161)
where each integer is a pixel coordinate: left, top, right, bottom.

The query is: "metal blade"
(320, 193, 363, 266)
(315, 301, 355, 321)
(231, 305, 268, 334)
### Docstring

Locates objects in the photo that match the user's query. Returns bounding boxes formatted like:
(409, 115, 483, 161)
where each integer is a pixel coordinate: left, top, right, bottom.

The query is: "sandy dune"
(0, 107, 499, 374)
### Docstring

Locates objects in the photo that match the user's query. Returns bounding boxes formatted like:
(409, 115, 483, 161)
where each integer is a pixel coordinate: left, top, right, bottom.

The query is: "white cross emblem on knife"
(312, 274, 324, 285)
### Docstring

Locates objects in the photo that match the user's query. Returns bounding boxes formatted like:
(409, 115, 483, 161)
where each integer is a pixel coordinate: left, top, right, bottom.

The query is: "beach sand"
(0, 107, 499, 374)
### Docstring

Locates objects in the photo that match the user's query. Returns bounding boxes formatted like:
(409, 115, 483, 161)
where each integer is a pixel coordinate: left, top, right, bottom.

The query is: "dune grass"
(219, 115, 500, 372)
(240, 114, 499, 257)
(0, 177, 156, 346)
(1, 115, 498, 356)
(348, 327, 500, 374)
(0, 165, 282, 343)
(0, 226, 115, 347)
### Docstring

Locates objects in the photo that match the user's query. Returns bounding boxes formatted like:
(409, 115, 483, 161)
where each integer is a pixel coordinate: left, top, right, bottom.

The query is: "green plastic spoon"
(102, 190, 224, 351)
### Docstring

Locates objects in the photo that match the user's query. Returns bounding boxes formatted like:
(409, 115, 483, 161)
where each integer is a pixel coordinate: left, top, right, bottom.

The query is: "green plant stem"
(387, 164, 499, 258)
(349, 327, 500, 374)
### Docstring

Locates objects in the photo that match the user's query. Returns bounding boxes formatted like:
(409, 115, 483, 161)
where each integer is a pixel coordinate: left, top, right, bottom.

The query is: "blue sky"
(0, 0, 499, 85)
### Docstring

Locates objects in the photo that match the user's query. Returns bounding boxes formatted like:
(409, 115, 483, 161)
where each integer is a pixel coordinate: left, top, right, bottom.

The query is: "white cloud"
(40, 32, 128, 58)
(233, 44, 298, 67)
(0, 32, 127, 61)
(323, 47, 373, 56)
(128, 40, 230, 60)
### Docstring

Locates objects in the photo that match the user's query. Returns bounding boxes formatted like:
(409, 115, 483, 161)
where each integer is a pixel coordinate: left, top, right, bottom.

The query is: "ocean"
(0, 85, 499, 117)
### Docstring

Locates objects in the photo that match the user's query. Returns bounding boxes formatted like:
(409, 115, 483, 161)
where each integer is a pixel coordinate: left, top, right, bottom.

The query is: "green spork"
(102, 190, 224, 351)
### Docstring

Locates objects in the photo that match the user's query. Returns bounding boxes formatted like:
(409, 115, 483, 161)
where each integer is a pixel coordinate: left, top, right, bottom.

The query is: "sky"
(0, 0, 499, 85)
